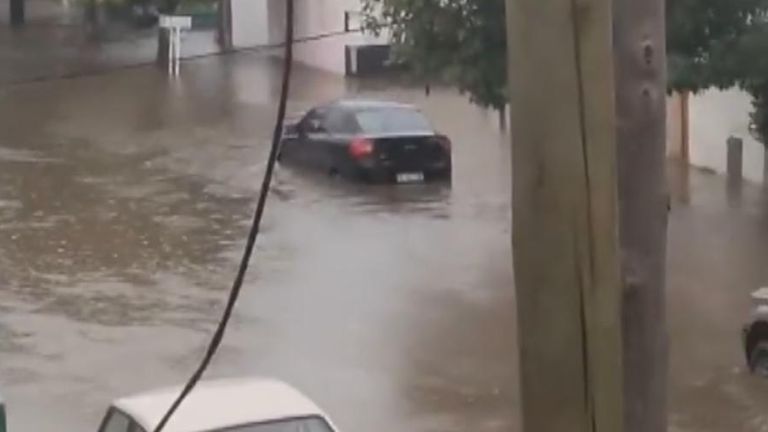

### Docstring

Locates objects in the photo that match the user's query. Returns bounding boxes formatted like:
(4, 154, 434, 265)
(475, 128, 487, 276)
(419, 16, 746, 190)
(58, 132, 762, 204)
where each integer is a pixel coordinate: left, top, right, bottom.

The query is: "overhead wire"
(151, 0, 294, 430)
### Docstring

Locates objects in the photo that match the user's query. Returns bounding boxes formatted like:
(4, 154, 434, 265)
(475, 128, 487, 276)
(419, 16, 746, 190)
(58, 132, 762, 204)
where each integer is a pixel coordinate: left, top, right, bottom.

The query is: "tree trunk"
(613, 0, 669, 431)
(157, 28, 171, 67)
(217, 0, 234, 52)
(505, 0, 624, 431)
(84, 0, 104, 40)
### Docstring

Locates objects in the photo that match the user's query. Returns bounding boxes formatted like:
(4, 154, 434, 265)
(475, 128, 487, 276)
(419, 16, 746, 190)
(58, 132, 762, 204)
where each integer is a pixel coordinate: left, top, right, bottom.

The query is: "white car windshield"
(218, 416, 333, 432)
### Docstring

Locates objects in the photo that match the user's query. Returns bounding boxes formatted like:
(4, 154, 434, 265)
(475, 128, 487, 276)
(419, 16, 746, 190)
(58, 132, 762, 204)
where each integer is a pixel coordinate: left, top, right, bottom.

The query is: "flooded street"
(0, 44, 767, 432)
(0, 54, 516, 432)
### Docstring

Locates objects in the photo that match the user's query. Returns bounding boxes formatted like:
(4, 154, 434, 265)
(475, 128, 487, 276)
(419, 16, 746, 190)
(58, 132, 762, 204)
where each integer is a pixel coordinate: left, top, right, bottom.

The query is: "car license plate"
(396, 172, 425, 183)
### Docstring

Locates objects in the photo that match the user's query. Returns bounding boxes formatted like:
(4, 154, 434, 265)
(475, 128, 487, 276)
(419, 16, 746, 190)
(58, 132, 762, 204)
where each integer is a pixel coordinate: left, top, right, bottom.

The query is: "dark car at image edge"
(278, 100, 452, 183)
(744, 287, 768, 376)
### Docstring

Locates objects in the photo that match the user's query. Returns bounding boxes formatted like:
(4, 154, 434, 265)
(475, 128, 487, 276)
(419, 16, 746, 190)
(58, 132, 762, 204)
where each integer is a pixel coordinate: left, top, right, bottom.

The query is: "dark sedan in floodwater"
(278, 100, 452, 183)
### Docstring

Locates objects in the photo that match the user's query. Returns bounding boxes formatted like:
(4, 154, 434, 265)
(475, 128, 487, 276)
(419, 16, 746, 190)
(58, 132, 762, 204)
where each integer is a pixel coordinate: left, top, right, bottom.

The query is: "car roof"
(113, 378, 326, 432)
(328, 99, 418, 111)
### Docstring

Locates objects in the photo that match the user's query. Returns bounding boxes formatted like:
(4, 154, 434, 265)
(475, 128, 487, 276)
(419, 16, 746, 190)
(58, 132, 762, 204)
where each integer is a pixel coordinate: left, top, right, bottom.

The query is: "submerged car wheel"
(750, 341, 768, 377)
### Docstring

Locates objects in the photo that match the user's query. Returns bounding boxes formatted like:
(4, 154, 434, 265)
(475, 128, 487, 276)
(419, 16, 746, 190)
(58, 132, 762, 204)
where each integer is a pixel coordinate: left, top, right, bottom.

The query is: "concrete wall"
(232, 0, 387, 74)
(232, 0, 268, 48)
(688, 89, 765, 183)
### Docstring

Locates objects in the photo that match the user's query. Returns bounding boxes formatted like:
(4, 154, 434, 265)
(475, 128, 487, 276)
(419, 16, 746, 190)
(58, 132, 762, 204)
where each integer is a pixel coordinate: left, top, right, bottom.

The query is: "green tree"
(666, 0, 768, 91)
(363, 0, 768, 125)
(708, 16, 768, 143)
(362, 0, 507, 113)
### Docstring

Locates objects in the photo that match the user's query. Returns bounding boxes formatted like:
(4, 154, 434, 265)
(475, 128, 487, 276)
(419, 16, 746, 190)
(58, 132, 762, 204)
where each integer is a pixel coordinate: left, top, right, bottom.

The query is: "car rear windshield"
(218, 416, 333, 432)
(354, 107, 432, 134)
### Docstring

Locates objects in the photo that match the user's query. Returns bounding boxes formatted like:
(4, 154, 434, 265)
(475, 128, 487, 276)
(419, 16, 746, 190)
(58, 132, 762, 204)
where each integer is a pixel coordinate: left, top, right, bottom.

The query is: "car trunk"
(372, 135, 448, 171)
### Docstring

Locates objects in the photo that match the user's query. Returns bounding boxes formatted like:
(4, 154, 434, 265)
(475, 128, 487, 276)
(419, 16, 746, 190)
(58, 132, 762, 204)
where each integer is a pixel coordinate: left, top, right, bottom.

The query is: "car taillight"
(435, 135, 452, 153)
(349, 137, 375, 159)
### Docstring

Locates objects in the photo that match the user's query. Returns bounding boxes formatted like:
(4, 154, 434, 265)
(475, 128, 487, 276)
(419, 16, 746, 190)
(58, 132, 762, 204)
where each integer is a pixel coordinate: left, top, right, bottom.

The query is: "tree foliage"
(362, 0, 768, 120)
(362, 0, 507, 111)
(667, 0, 768, 92)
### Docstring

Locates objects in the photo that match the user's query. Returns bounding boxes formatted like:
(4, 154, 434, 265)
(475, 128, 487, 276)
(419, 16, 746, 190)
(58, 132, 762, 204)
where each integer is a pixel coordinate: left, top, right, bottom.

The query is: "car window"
(324, 110, 358, 134)
(301, 109, 328, 134)
(100, 409, 132, 432)
(216, 416, 334, 432)
(353, 107, 432, 134)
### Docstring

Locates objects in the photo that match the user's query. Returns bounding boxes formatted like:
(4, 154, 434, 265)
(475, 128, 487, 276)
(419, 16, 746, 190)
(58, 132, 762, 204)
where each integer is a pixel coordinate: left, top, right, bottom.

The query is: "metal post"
(727, 136, 744, 184)
(167, 28, 174, 75)
(159, 15, 190, 76)
(175, 28, 182, 75)
(10, 0, 25, 27)
(174, 28, 178, 75)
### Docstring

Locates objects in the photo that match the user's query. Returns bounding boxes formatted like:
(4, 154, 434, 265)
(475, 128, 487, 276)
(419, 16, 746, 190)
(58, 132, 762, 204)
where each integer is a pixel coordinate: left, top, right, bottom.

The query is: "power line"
(2, 24, 370, 88)
(150, 0, 295, 430)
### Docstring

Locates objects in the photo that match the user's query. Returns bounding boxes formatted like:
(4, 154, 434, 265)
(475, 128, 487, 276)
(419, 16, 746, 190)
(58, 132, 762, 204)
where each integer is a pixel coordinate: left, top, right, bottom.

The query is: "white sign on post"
(160, 15, 192, 29)
(159, 15, 192, 76)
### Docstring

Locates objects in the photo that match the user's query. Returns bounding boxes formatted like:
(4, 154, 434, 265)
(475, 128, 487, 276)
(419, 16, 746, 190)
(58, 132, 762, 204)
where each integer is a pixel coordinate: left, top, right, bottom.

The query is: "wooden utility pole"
(506, 0, 669, 429)
(613, 0, 669, 430)
(505, 0, 623, 431)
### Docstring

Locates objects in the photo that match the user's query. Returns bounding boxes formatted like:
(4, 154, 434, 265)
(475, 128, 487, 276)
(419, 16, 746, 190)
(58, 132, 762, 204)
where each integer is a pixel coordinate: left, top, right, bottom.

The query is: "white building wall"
(232, 0, 387, 74)
(689, 88, 765, 183)
(293, 0, 372, 74)
(232, 0, 269, 48)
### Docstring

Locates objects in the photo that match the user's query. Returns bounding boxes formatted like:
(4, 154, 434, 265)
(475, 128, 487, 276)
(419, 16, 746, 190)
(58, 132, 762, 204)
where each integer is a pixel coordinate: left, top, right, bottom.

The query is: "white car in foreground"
(98, 378, 337, 432)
